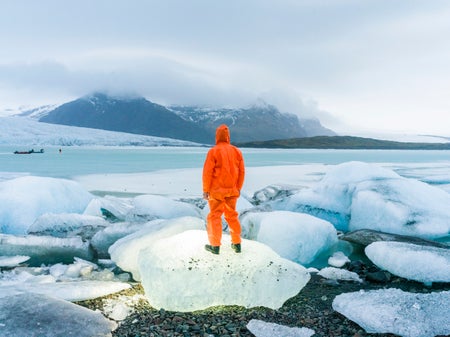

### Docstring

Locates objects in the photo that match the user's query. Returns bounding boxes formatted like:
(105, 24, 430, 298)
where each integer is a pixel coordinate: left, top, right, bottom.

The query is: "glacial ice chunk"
(0, 233, 94, 266)
(247, 319, 315, 337)
(139, 230, 310, 312)
(0, 293, 117, 337)
(28, 213, 108, 241)
(0, 255, 30, 268)
(333, 288, 450, 337)
(126, 194, 200, 222)
(318, 267, 363, 283)
(284, 161, 450, 239)
(91, 220, 165, 258)
(109, 216, 204, 281)
(0, 176, 93, 234)
(365, 241, 450, 284)
(241, 211, 338, 265)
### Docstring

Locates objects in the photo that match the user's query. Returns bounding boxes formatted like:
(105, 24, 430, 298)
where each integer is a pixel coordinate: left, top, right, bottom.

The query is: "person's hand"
(203, 192, 209, 200)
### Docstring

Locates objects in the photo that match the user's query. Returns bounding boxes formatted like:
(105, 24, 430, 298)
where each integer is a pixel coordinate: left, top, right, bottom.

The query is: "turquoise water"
(1, 145, 450, 179)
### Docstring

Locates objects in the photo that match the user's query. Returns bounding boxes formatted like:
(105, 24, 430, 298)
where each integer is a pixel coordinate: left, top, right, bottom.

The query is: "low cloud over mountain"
(39, 93, 335, 144)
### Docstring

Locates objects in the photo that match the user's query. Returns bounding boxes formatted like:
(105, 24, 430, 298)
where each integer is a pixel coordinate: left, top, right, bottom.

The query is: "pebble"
(76, 261, 450, 337)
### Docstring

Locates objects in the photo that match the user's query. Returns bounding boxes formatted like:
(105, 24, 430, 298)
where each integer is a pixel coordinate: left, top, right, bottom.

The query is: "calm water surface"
(1, 146, 450, 179)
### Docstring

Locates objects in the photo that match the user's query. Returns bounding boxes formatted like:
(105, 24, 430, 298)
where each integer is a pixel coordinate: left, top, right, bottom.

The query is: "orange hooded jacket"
(202, 125, 245, 200)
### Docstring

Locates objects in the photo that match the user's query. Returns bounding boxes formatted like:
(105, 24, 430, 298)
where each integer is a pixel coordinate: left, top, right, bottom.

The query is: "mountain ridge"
(39, 93, 213, 143)
(37, 93, 334, 144)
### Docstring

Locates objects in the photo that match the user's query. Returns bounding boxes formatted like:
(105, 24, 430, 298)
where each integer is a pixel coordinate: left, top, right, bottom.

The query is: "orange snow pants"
(206, 196, 241, 247)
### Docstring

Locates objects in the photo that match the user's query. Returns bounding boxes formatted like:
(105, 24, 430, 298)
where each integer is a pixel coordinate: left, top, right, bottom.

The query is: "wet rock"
(340, 229, 449, 248)
(366, 270, 392, 283)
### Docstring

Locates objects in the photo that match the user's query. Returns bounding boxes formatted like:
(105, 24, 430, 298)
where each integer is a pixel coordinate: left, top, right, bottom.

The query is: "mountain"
(169, 104, 335, 143)
(39, 93, 213, 143)
(38, 93, 334, 144)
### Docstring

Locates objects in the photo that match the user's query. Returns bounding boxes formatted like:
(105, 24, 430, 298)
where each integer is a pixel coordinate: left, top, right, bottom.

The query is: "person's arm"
(236, 152, 245, 191)
(202, 149, 215, 198)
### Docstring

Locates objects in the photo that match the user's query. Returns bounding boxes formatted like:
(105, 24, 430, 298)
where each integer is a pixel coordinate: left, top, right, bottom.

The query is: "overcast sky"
(1, 0, 450, 135)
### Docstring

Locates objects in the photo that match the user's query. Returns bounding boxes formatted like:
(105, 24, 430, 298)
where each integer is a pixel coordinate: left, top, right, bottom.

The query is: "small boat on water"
(14, 149, 45, 154)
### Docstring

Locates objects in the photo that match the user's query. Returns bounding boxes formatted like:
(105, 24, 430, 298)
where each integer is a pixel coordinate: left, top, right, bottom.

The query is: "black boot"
(204, 244, 220, 255)
(231, 243, 241, 253)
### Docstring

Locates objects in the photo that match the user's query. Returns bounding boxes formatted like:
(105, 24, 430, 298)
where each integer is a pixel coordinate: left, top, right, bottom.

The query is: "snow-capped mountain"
(169, 103, 335, 142)
(39, 93, 213, 144)
(33, 93, 334, 144)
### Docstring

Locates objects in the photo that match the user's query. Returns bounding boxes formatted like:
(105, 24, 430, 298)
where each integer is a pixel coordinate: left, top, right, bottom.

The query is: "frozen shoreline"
(78, 273, 450, 337)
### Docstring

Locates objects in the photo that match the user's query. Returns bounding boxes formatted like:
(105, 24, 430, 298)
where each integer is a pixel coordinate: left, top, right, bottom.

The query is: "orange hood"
(215, 124, 230, 144)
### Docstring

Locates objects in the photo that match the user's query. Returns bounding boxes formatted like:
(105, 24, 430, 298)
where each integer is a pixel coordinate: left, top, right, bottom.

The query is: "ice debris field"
(0, 161, 449, 337)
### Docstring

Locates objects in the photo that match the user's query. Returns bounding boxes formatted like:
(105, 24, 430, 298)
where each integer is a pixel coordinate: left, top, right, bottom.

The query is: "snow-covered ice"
(0, 116, 198, 146)
(333, 288, 450, 337)
(138, 230, 311, 311)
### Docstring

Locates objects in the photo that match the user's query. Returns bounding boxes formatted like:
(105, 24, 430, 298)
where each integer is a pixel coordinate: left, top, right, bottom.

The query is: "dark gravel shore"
(78, 262, 450, 337)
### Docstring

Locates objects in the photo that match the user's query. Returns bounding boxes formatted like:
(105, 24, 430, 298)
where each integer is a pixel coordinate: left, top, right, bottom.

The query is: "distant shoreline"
(236, 135, 450, 150)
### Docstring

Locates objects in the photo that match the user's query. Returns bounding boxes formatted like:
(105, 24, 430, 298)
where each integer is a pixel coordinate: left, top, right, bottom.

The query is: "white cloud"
(1, 0, 450, 135)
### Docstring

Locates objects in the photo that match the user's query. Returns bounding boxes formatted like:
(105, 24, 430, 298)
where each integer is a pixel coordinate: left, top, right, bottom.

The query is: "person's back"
(202, 124, 245, 254)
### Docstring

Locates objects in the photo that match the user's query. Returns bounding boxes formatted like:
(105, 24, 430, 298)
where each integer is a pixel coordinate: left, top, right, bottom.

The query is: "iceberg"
(138, 229, 310, 312)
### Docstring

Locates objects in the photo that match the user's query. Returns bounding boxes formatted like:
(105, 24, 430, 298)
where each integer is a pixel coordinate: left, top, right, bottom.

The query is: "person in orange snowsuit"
(202, 124, 245, 254)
